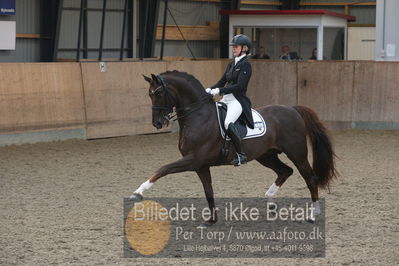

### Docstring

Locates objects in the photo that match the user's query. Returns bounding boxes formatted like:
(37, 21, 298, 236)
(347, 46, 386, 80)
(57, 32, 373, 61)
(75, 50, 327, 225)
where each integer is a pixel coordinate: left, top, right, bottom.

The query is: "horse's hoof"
(268, 204, 277, 211)
(129, 193, 143, 202)
(197, 221, 216, 229)
(306, 217, 315, 224)
(267, 201, 277, 211)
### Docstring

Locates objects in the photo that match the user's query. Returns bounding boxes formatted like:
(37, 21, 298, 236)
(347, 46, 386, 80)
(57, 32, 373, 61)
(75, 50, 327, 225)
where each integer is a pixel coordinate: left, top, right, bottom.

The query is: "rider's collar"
(235, 54, 246, 65)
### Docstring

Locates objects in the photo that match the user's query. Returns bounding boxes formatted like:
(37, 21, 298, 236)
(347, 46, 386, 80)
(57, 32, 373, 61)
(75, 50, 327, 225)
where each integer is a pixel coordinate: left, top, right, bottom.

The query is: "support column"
(220, 0, 240, 58)
(40, 0, 63, 62)
(139, 0, 160, 59)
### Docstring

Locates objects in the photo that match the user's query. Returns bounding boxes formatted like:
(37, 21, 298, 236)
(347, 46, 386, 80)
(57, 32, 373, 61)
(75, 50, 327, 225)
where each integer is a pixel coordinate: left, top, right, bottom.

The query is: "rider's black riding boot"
(227, 123, 247, 166)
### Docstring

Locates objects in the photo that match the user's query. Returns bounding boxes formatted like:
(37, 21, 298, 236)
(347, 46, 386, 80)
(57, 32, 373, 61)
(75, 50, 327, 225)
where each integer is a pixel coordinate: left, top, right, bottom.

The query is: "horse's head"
(143, 74, 177, 129)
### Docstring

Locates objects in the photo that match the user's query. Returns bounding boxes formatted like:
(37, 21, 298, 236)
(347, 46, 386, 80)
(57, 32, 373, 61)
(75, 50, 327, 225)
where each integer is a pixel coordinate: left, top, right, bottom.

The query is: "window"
(236, 27, 318, 60)
(323, 27, 345, 60)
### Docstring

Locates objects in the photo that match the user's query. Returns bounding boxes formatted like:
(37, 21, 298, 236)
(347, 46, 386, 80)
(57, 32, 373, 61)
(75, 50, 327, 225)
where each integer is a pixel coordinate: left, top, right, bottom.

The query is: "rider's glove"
(205, 88, 212, 94)
(210, 88, 220, 96)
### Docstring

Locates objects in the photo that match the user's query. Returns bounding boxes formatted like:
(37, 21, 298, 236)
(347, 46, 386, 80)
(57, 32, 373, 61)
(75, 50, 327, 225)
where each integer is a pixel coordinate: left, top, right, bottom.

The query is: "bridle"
(150, 75, 212, 121)
(150, 75, 176, 118)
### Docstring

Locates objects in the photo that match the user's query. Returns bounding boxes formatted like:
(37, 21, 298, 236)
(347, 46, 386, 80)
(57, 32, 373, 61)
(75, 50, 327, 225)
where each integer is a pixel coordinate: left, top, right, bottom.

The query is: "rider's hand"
(205, 88, 212, 94)
(210, 88, 220, 96)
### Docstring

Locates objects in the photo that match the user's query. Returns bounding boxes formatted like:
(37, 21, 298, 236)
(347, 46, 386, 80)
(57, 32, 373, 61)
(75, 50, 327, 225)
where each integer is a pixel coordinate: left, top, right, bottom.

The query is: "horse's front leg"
(196, 167, 217, 227)
(130, 154, 196, 201)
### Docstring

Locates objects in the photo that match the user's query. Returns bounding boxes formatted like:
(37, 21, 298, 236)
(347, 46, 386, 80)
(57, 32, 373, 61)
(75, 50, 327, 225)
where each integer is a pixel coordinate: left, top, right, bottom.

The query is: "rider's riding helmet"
(229, 34, 251, 55)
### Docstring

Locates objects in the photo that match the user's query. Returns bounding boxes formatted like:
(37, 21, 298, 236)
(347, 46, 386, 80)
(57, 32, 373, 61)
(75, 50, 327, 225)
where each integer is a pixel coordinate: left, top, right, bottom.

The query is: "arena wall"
(248, 61, 297, 107)
(81, 60, 228, 139)
(0, 63, 86, 145)
(0, 60, 398, 145)
(296, 61, 355, 125)
(250, 60, 399, 129)
(80, 61, 168, 139)
(352, 62, 399, 122)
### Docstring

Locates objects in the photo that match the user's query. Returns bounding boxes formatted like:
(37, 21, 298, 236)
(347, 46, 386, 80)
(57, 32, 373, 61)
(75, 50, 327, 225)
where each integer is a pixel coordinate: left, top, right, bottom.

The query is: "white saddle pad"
(216, 102, 267, 140)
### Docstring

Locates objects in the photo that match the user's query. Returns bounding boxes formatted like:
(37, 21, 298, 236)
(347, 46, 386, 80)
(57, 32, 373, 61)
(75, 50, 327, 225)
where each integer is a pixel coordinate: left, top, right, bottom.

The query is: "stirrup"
(232, 152, 247, 166)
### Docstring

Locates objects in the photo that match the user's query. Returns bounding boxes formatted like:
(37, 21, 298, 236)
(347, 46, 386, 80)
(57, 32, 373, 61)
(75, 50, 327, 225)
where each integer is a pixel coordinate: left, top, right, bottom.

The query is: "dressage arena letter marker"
(99, 62, 106, 72)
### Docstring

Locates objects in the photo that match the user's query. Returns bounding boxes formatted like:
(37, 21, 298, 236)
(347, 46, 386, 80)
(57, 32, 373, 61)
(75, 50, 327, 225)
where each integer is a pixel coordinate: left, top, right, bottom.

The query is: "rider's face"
(232, 45, 242, 57)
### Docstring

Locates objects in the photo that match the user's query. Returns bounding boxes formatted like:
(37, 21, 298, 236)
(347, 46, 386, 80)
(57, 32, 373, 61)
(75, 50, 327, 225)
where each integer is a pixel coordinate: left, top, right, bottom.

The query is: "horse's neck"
(177, 102, 216, 150)
(177, 101, 214, 125)
(168, 76, 215, 126)
(176, 90, 214, 125)
(173, 83, 204, 108)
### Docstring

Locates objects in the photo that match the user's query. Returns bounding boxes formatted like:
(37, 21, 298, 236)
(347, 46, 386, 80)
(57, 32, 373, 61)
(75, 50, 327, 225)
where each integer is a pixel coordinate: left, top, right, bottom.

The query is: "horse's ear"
(151, 73, 160, 84)
(143, 74, 152, 83)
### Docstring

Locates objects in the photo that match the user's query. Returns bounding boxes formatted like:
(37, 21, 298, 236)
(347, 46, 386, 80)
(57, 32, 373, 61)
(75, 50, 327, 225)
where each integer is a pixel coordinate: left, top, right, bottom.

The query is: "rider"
(206, 34, 254, 166)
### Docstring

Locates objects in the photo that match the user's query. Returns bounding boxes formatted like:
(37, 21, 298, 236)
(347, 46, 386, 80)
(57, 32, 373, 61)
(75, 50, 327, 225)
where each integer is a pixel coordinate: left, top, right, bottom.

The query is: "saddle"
(217, 102, 247, 139)
(216, 102, 267, 140)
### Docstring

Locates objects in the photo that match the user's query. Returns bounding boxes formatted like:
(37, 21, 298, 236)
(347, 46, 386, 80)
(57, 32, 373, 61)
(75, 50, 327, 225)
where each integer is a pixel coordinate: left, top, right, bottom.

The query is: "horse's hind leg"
(288, 154, 321, 216)
(256, 152, 293, 199)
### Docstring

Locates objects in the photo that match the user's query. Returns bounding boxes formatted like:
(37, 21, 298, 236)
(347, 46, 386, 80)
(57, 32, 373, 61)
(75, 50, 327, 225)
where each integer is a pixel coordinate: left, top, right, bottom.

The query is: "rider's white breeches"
(220, 93, 243, 130)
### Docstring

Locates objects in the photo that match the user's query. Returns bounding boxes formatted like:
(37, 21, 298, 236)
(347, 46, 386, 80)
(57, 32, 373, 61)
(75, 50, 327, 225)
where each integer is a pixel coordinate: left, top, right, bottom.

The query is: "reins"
(151, 75, 213, 121)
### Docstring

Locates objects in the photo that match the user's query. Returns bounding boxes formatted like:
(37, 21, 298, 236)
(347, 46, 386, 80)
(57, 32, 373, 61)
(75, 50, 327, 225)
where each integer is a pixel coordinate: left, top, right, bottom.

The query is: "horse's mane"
(161, 70, 205, 91)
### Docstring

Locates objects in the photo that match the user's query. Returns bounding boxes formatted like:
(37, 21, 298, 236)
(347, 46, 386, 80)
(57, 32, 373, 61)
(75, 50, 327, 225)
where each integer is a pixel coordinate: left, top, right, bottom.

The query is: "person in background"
(309, 48, 318, 60)
(252, 46, 270, 59)
(279, 45, 299, 61)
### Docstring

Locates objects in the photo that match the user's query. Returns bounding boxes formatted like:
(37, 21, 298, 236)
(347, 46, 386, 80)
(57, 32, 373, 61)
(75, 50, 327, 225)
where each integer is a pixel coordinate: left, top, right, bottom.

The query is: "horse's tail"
(293, 105, 338, 189)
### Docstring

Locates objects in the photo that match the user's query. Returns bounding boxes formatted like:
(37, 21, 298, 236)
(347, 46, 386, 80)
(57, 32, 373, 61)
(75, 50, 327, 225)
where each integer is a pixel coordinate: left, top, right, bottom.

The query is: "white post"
(229, 17, 234, 59)
(344, 26, 348, 60)
(317, 25, 324, 60)
(376, 0, 399, 61)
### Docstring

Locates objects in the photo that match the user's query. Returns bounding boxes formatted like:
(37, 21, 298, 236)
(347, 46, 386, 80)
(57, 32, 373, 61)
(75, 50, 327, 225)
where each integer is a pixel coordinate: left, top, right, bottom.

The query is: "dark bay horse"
(131, 71, 337, 224)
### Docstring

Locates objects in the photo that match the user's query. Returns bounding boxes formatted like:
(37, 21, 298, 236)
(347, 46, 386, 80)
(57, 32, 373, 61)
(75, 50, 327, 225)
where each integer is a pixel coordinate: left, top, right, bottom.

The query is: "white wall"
(0, 21, 16, 50)
(348, 27, 375, 60)
(376, 0, 399, 61)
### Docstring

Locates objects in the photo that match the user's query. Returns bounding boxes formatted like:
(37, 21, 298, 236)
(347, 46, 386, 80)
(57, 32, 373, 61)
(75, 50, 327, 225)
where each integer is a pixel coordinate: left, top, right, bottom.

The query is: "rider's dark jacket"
(211, 56, 254, 129)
